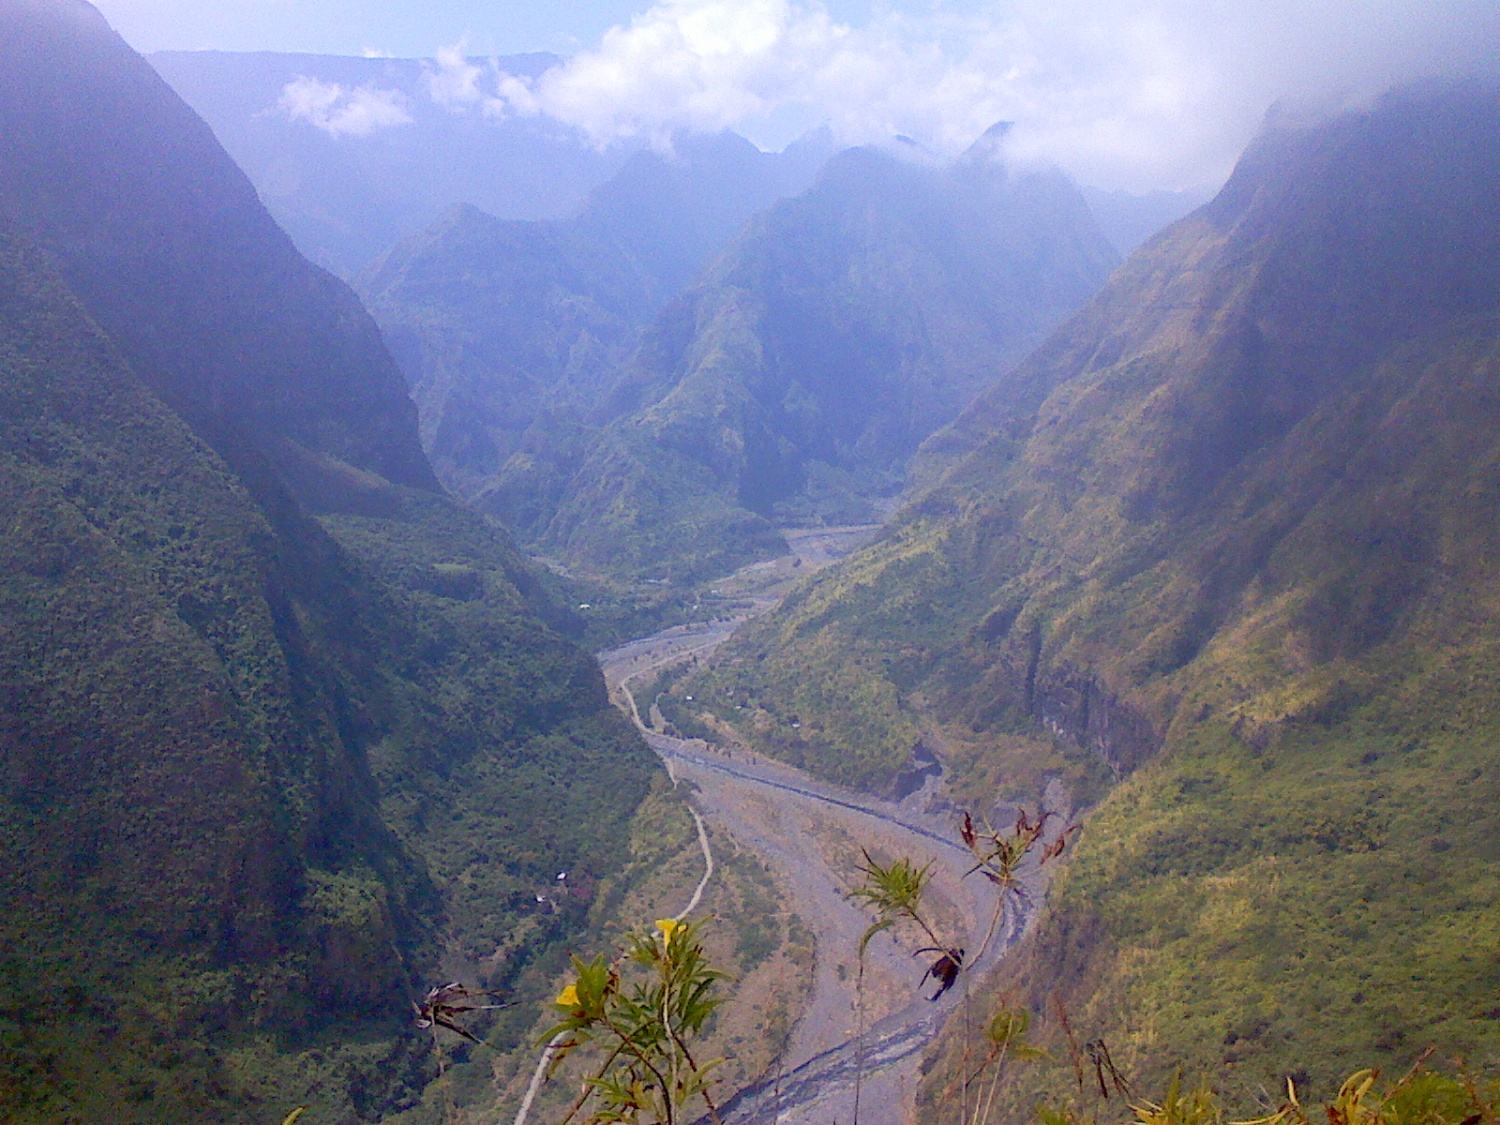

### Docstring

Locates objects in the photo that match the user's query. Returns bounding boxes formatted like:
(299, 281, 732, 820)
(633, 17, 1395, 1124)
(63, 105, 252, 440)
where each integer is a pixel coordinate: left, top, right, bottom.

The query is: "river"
(597, 528, 1062, 1125)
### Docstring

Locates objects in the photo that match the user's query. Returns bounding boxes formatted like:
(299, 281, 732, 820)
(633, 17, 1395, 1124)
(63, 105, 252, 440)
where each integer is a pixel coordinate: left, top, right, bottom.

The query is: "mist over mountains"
(366, 127, 1118, 581)
(150, 46, 1213, 283)
(153, 44, 1168, 590)
(149, 50, 633, 275)
(358, 129, 835, 506)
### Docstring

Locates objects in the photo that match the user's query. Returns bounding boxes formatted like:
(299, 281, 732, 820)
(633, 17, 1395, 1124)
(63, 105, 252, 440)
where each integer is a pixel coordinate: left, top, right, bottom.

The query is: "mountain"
(0, 6, 437, 505)
(149, 50, 632, 275)
(359, 128, 836, 523)
(573, 127, 839, 301)
(0, 2, 655, 1121)
(666, 81, 1500, 1099)
(495, 132, 1119, 581)
(361, 201, 659, 499)
(1078, 182, 1216, 255)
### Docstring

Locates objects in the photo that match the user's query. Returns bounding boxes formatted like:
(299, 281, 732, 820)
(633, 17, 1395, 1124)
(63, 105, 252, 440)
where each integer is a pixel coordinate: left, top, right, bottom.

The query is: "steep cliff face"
(901, 81, 1500, 753)
(0, 3, 657, 1121)
(687, 81, 1500, 784)
(0, 224, 288, 955)
(676, 82, 1500, 1094)
(0, 211, 428, 1122)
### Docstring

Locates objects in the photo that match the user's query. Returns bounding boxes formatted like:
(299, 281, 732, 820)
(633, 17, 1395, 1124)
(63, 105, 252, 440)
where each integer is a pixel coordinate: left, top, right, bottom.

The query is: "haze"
(94, 0, 1500, 190)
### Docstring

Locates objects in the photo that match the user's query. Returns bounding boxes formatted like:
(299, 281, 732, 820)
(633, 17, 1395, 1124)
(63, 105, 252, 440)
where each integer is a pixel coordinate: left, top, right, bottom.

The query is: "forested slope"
(672, 82, 1500, 1100)
(359, 131, 832, 512)
(0, 2, 657, 1120)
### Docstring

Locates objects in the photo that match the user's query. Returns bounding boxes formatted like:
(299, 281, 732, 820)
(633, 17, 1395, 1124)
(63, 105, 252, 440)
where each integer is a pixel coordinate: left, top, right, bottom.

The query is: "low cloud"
(425, 43, 483, 107)
(425, 42, 527, 119)
(278, 76, 412, 137)
(482, 0, 1500, 190)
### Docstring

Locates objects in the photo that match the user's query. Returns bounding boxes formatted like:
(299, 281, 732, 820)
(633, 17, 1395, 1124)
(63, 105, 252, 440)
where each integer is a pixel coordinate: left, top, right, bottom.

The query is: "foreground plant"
(851, 807, 1076, 1002)
(960, 1006, 1049, 1125)
(962, 808, 1077, 960)
(412, 981, 514, 1045)
(1036, 1050, 1495, 1125)
(543, 917, 727, 1125)
(851, 851, 940, 955)
(1240, 1063, 1492, 1125)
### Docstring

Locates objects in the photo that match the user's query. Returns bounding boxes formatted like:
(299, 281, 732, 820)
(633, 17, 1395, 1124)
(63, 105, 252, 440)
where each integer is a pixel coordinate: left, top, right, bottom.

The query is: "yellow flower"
(555, 983, 579, 1008)
(656, 918, 681, 945)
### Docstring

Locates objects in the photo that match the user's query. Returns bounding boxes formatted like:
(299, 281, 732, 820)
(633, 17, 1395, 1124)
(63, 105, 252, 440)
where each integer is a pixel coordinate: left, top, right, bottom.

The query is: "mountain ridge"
(359, 129, 835, 520)
(482, 138, 1120, 580)
(0, 4, 660, 1120)
(664, 81, 1500, 1099)
(0, 0, 438, 502)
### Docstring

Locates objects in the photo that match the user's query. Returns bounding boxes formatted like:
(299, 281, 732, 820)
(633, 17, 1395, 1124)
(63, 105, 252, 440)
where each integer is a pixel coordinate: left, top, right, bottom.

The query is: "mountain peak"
(959, 119, 1015, 165)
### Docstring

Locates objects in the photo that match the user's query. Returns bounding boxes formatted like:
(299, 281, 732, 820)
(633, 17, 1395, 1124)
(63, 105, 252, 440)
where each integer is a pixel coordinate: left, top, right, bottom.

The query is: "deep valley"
(3, 2, 1500, 1123)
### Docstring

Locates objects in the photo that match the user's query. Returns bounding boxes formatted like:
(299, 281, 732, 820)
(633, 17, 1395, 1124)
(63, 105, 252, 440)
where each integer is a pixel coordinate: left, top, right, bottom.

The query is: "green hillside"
(518, 133, 1119, 581)
(0, 0, 436, 503)
(0, 3, 659, 1121)
(360, 203, 658, 499)
(671, 82, 1500, 1102)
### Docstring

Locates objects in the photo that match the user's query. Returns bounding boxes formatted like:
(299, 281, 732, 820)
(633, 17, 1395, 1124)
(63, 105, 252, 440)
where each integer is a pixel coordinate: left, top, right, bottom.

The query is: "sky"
(93, 0, 1500, 192)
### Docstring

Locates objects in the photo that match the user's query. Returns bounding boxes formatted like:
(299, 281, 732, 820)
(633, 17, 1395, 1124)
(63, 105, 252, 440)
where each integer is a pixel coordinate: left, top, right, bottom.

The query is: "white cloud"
(423, 42, 535, 118)
(278, 76, 413, 137)
(425, 42, 484, 106)
(484, 0, 1500, 190)
(490, 0, 840, 149)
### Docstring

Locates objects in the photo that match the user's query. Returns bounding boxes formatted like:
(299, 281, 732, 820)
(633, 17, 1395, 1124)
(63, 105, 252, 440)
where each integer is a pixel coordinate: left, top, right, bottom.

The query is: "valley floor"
(598, 530, 1060, 1125)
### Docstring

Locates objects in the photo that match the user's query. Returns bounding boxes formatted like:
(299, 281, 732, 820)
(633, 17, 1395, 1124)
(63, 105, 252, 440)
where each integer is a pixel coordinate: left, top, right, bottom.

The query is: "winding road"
(597, 530, 1062, 1125)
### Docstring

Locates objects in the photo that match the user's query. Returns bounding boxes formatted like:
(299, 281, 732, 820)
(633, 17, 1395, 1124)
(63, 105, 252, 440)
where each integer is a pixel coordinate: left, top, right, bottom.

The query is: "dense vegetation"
(672, 81, 1500, 1106)
(0, 3, 660, 1121)
(532, 134, 1118, 582)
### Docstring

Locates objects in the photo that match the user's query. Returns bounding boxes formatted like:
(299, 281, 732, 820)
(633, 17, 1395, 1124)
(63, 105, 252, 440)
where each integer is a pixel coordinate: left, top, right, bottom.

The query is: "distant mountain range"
(149, 50, 1208, 280)
(152, 49, 1201, 592)
(0, 2, 655, 1120)
(366, 126, 1120, 581)
(671, 79, 1500, 1099)
(148, 49, 635, 275)
(359, 129, 834, 506)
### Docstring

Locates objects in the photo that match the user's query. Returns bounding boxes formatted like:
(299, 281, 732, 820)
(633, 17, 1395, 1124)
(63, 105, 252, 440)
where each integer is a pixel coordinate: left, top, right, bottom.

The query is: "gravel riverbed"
(597, 529, 1062, 1125)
